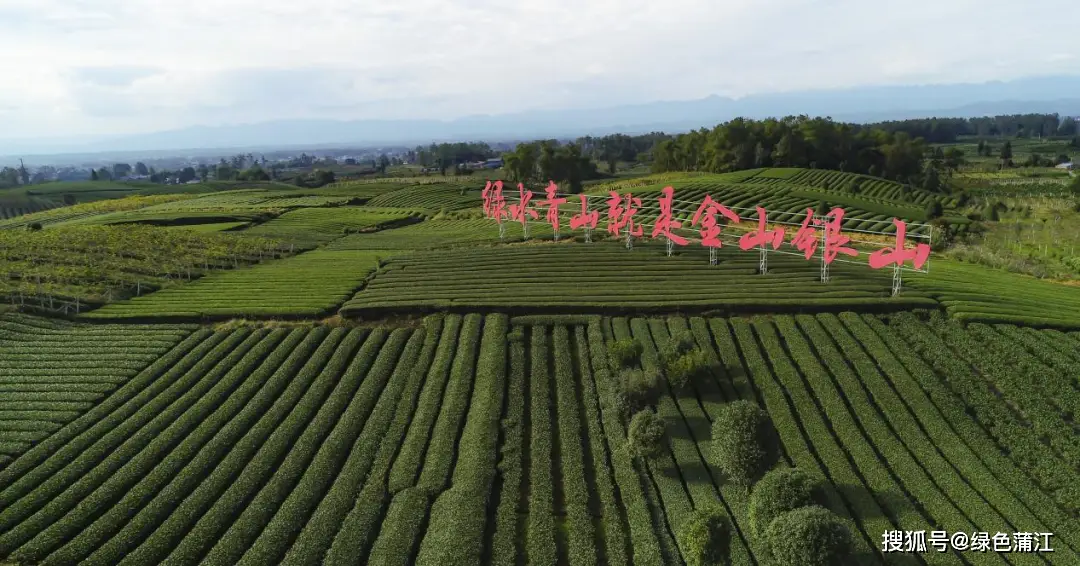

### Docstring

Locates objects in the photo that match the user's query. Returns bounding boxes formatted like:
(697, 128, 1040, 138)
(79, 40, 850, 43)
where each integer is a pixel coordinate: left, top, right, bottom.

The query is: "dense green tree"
(90, 169, 99, 181)
(925, 199, 944, 219)
(135, 162, 149, 176)
(749, 467, 820, 540)
(627, 409, 667, 461)
(112, 163, 132, 179)
(179, 167, 197, 183)
(922, 166, 941, 193)
(765, 506, 853, 566)
(711, 400, 781, 486)
(1001, 141, 1013, 168)
(238, 166, 270, 181)
(677, 507, 731, 566)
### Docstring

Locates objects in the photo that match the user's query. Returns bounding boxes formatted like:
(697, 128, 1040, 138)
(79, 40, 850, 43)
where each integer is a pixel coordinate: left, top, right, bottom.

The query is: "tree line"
(867, 114, 1079, 144)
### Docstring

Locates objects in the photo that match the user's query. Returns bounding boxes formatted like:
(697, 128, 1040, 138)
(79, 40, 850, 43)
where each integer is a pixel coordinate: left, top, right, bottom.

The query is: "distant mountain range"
(4, 74, 1080, 162)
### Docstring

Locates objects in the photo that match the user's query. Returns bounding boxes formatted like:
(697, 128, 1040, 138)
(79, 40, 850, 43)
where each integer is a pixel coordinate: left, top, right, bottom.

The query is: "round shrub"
(627, 409, 667, 461)
(26, 222, 43, 231)
(621, 367, 660, 411)
(765, 506, 853, 566)
(609, 338, 643, 369)
(665, 350, 710, 391)
(659, 331, 696, 365)
(677, 507, 731, 566)
(711, 400, 780, 486)
(749, 467, 819, 540)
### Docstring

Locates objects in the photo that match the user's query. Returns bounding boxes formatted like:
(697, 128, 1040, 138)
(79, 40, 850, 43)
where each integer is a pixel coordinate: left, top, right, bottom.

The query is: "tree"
(627, 409, 667, 461)
(617, 367, 660, 417)
(765, 506, 853, 566)
(711, 400, 781, 486)
(922, 166, 941, 193)
(179, 167, 197, 183)
(749, 467, 820, 540)
(977, 139, 986, 156)
(1000, 141, 1013, 168)
(377, 154, 391, 174)
(197, 165, 210, 182)
(112, 163, 132, 179)
(238, 166, 270, 181)
(1069, 173, 1080, 202)
(942, 148, 966, 170)
(215, 164, 236, 181)
(677, 507, 731, 566)
(96, 167, 113, 181)
(135, 162, 150, 176)
(925, 199, 944, 220)
(90, 169, 99, 181)
(18, 159, 29, 185)
(609, 338, 643, 369)
(815, 201, 829, 217)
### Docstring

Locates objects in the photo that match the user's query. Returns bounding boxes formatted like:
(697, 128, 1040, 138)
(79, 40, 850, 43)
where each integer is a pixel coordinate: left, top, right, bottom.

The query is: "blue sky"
(1, 0, 1077, 139)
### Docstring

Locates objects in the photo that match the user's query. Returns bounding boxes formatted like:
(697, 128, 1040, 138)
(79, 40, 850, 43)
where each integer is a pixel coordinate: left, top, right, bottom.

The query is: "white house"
(1055, 162, 1074, 170)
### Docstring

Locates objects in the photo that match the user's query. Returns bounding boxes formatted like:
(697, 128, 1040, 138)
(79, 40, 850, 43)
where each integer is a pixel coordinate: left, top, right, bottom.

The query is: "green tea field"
(0, 168, 1077, 566)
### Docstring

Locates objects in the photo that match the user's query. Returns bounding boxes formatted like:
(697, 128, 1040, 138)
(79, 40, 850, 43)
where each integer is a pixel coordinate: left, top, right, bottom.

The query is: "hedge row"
(0, 329, 249, 529)
(887, 313, 1079, 514)
(931, 318, 1080, 474)
(524, 325, 557, 566)
(415, 313, 483, 494)
(321, 324, 438, 565)
(275, 329, 410, 566)
(238, 323, 435, 566)
(786, 316, 1019, 566)
(490, 332, 527, 566)
(726, 320, 881, 564)
(108, 328, 353, 566)
(573, 325, 630, 566)
(412, 314, 508, 566)
(46, 328, 333, 566)
(10, 328, 298, 563)
(552, 325, 599, 566)
(387, 315, 463, 494)
(635, 318, 755, 566)
(166, 327, 365, 565)
(761, 319, 963, 565)
(608, 317, 681, 564)
(842, 313, 1080, 554)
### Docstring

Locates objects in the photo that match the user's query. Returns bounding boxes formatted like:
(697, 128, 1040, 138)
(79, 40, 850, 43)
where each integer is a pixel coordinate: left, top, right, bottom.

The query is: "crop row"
(366, 184, 481, 211)
(83, 249, 388, 320)
(241, 207, 420, 246)
(886, 313, 1080, 513)
(842, 313, 1080, 553)
(787, 315, 1023, 566)
(320, 323, 438, 565)
(0, 314, 196, 460)
(413, 314, 508, 566)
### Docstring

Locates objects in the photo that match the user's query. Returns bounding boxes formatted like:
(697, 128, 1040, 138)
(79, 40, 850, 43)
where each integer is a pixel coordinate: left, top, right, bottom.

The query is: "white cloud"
(0, 0, 1077, 139)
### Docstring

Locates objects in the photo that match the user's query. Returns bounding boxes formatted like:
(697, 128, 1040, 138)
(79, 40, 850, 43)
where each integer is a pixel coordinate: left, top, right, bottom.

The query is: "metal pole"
(819, 223, 830, 283)
(892, 265, 902, 296)
(666, 238, 674, 256)
(759, 246, 768, 274)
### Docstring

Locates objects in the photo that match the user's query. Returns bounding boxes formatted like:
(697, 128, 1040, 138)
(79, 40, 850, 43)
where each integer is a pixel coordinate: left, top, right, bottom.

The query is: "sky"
(1, 0, 1078, 140)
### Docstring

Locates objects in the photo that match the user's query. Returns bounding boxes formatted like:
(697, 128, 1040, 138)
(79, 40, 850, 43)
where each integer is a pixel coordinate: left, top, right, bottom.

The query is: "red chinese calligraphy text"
(691, 195, 740, 247)
(868, 219, 931, 270)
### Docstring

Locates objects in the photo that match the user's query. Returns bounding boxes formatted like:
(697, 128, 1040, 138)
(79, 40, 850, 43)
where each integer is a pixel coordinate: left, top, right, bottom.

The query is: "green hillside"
(0, 168, 1077, 566)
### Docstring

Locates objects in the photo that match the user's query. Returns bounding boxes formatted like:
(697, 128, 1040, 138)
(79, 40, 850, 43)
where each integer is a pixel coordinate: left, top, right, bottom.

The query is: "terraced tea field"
(0, 312, 1077, 566)
(1, 168, 1079, 566)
